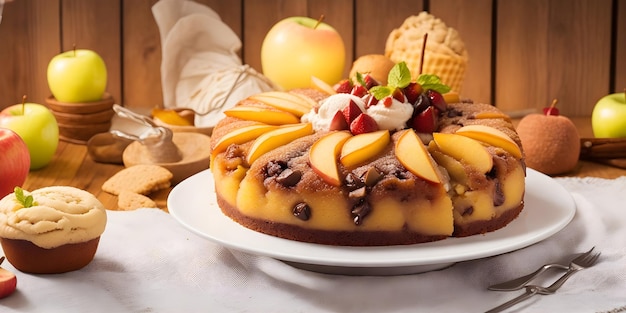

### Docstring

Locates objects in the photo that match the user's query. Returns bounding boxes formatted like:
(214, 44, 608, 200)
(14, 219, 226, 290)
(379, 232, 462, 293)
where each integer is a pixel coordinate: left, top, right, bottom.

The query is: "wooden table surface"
(22, 117, 626, 212)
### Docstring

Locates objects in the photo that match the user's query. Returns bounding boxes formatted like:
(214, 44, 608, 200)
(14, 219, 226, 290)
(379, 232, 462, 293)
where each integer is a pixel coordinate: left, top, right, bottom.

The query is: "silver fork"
(485, 249, 600, 313)
(488, 247, 596, 291)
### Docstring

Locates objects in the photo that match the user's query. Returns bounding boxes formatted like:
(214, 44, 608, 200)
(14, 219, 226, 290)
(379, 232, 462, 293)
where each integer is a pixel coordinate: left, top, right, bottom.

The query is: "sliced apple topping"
(472, 111, 512, 122)
(223, 105, 300, 125)
(311, 76, 337, 95)
(211, 124, 278, 157)
(340, 130, 390, 168)
(246, 123, 313, 165)
(442, 92, 461, 104)
(309, 131, 352, 186)
(432, 132, 493, 173)
(429, 148, 469, 186)
(395, 129, 443, 184)
(152, 108, 193, 126)
(249, 91, 312, 117)
(455, 125, 522, 159)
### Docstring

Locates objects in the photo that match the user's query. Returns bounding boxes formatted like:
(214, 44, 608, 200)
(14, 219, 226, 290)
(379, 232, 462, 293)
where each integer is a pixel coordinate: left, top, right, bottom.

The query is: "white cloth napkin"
(1, 176, 625, 313)
(152, 0, 277, 127)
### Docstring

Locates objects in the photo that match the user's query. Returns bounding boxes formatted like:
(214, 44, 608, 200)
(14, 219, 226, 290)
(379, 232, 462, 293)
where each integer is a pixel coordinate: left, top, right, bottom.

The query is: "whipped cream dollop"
(302, 93, 414, 131)
(0, 186, 107, 249)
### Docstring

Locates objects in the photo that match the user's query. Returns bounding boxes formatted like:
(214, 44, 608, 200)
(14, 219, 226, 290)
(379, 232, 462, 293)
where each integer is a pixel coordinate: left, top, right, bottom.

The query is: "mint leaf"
(387, 61, 412, 89)
(369, 85, 394, 100)
(355, 72, 366, 87)
(417, 74, 451, 94)
(14, 187, 36, 208)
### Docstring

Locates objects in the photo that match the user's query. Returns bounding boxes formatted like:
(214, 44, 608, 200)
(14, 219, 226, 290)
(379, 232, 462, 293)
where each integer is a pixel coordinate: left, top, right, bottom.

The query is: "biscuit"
(102, 164, 173, 196)
(117, 190, 157, 210)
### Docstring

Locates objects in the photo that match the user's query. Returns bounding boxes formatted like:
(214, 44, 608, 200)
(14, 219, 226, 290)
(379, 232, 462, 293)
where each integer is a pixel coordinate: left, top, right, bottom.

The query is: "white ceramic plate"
(169, 169, 576, 275)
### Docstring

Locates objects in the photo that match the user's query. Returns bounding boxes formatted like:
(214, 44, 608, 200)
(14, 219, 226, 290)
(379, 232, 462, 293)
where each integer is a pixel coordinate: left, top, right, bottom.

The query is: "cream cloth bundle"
(152, 0, 276, 127)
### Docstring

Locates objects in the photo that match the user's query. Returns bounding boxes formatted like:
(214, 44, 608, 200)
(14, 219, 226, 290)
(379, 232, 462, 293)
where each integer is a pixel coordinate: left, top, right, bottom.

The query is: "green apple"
(261, 16, 346, 90)
(47, 49, 108, 103)
(0, 103, 59, 169)
(591, 91, 626, 138)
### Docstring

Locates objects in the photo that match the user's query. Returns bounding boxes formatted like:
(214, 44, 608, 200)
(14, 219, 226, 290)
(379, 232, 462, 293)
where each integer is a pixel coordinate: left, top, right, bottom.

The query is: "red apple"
(0, 257, 17, 299)
(0, 128, 30, 198)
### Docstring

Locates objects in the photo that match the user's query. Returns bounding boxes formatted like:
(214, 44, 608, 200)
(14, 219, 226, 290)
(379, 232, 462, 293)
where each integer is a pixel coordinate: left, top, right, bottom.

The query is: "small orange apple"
(516, 99, 580, 175)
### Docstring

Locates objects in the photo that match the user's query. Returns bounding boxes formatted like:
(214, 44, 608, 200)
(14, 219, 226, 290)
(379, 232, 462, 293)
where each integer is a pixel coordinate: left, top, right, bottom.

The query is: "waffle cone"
(385, 12, 468, 92)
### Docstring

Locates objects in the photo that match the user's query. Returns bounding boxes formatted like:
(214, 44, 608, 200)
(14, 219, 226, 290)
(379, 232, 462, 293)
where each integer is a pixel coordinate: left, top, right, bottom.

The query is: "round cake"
(209, 63, 525, 246)
(0, 186, 107, 273)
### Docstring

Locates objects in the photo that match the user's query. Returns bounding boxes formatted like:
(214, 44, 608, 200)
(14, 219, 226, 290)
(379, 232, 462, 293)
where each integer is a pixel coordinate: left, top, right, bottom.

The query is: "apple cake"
(209, 62, 525, 246)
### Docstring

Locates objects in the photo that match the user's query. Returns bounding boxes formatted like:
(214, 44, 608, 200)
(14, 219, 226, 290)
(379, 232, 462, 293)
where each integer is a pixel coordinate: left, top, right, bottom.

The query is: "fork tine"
(576, 251, 600, 267)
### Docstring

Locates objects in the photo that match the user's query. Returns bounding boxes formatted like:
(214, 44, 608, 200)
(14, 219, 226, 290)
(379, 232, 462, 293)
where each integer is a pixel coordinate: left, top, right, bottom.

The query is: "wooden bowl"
(122, 132, 212, 185)
(58, 121, 111, 144)
(52, 108, 115, 125)
(46, 93, 115, 114)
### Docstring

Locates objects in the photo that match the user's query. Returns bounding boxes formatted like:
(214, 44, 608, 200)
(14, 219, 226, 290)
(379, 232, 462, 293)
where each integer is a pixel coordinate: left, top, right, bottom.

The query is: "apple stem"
(314, 15, 325, 29)
(419, 33, 428, 75)
(0, 256, 4, 265)
(21, 95, 26, 115)
(550, 98, 558, 109)
(73, 44, 76, 57)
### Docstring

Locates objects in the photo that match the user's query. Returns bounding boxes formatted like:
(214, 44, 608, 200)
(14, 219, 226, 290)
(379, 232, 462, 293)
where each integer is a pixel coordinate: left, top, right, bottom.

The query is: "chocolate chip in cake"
(351, 199, 372, 225)
(265, 160, 288, 177)
(223, 145, 245, 170)
(276, 169, 302, 187)
(462, 206, 474, 216)
(446, 108, 463, 118)
(493, 179, 505, 207)
(345, 172, 365, 191)
(293, 202, 311, 221)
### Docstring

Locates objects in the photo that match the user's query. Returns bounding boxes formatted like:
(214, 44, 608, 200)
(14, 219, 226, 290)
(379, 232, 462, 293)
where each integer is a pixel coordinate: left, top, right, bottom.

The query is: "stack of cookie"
(102, 164, 173, 211)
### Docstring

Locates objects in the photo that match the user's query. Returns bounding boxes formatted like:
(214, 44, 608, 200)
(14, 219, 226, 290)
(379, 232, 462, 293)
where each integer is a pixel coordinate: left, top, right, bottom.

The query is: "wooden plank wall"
(0, 0, 624, 118)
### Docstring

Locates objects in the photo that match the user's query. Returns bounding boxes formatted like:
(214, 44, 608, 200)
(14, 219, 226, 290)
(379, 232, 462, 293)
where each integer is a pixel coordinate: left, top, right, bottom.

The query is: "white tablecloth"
(1, 176, 625, 313)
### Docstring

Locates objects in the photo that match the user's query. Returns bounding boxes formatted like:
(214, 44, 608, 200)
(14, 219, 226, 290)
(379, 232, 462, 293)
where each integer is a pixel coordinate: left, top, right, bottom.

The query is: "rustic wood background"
(1, 0, 624, 118)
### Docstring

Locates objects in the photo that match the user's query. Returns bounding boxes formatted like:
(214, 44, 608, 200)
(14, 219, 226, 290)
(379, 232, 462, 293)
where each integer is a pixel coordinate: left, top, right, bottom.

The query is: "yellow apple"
(309, 131, 352, 186)
(223, 106, 300, 125)
(340, 130, 390, 168)
(432, 132, 493, 173)
(395, 129, 442, 184)
(211, 124, 278, 157)
(591, 91, 626, 138)
(47, 49, 107, 103)
(261, 16, 346, 90)
(246, 123, 313, 164)
(455, 125, 522, 159)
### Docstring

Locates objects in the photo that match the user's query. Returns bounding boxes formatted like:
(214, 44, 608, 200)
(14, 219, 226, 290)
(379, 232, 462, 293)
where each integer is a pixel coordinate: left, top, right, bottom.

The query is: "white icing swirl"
(302, 93, 413, 132)
(366, 96, 414, 130)
(0, 186, 107, 249)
